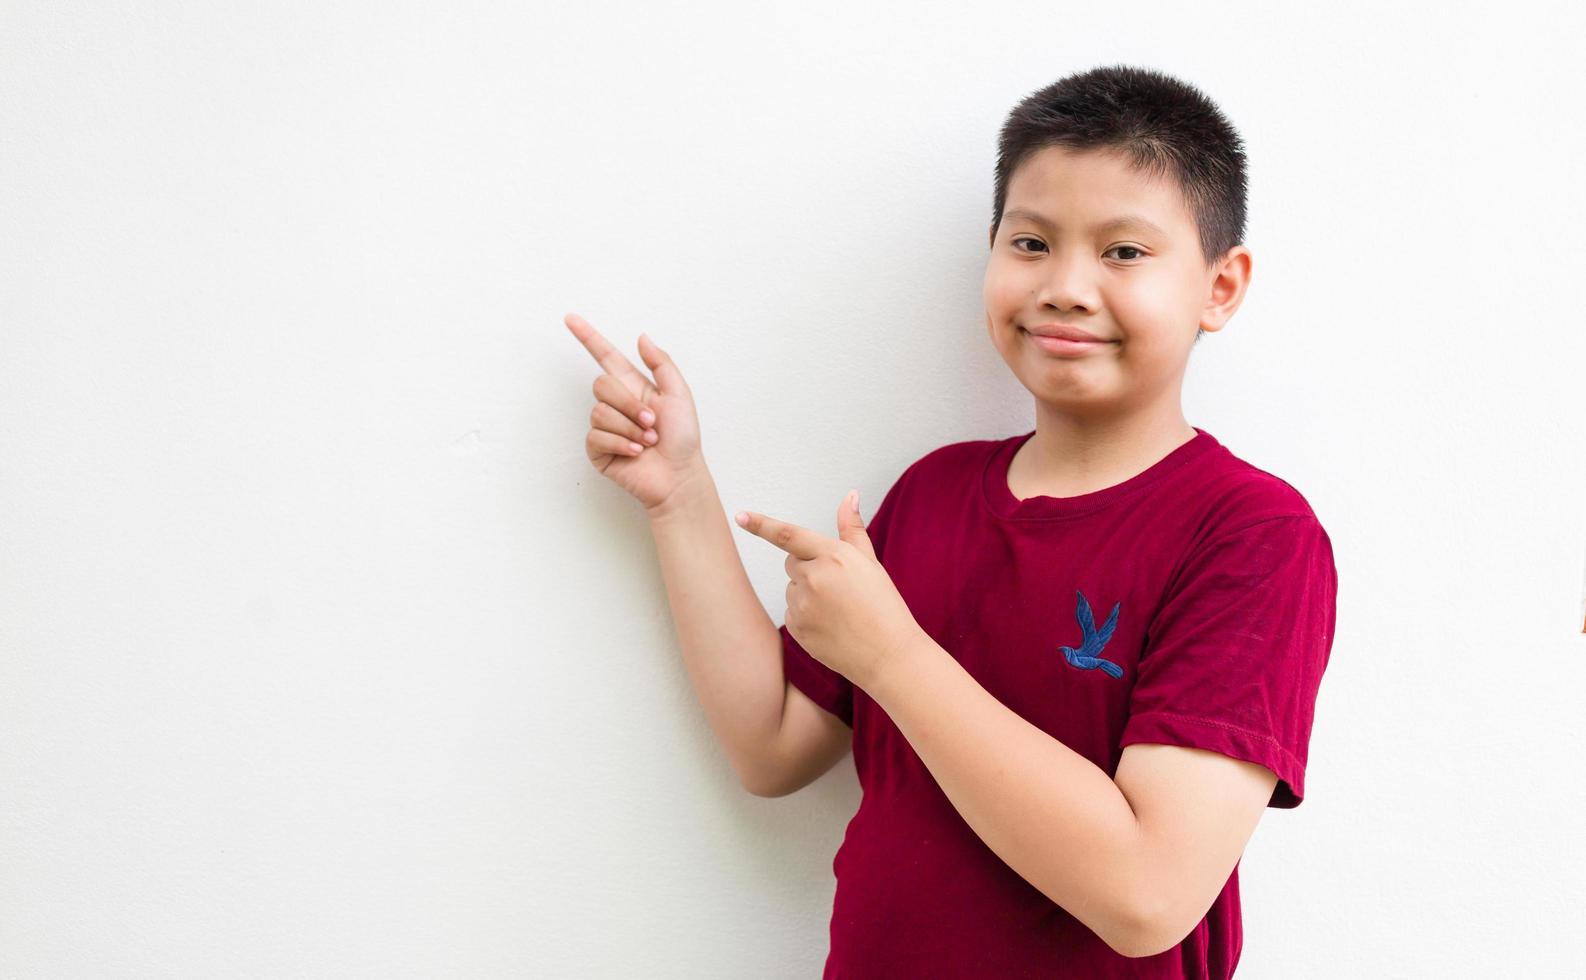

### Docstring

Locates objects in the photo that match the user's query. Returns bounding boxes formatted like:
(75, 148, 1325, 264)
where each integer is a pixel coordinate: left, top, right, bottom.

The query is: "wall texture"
(3, 1, 1583, 976)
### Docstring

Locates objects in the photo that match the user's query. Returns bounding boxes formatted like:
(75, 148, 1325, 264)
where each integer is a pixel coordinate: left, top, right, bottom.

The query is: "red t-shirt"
(779, 427, 1338, 978)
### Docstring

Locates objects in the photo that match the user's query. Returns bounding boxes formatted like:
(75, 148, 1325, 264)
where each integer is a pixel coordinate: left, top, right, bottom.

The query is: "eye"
(1012, 238, 1146, 261)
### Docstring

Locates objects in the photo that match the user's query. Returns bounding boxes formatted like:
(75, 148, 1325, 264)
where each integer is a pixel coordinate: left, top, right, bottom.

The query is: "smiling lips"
(1025, 324, 1108, 342)
(1022, 327, 1116, 355)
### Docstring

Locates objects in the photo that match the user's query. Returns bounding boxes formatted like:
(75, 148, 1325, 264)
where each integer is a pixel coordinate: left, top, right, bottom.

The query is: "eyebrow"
(1002, 207, 1168, 238)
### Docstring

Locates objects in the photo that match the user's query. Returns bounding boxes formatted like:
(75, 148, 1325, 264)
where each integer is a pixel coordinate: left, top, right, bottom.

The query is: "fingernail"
(734, 512, 749, 527)
(640, 409, 655, 425)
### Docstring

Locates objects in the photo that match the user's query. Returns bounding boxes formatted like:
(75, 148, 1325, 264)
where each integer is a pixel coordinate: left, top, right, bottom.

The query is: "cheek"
(1122, 270, 1191, 316)
(1121, 284, 1171, 317)
(983, 274, 1022, 318)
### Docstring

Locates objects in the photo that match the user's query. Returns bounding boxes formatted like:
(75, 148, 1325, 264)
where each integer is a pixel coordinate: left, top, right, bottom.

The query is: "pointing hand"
(734, 489, 924, 691)
(565, 312, 706, 517)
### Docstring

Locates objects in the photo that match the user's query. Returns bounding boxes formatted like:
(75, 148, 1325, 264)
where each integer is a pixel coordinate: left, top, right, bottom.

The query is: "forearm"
(866, 631, 1153, 956)
(646, 462, 785, 791)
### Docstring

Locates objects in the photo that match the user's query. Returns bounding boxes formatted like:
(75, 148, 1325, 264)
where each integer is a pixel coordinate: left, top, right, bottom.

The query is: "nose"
(1034, 247, 1098, 314)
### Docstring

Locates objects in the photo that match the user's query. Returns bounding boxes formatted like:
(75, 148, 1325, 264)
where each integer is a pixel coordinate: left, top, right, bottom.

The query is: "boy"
(566, 63, 1336, 978)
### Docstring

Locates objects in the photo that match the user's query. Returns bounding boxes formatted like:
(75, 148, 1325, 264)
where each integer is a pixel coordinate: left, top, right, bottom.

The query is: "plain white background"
(3, 1, 1584, 976)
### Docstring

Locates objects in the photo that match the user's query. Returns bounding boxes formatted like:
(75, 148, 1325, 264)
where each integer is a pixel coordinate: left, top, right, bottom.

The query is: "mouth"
(1020, 327, 1117, 355)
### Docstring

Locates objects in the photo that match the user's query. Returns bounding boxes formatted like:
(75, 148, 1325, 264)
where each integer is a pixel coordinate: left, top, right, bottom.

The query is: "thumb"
(837, 488, 875, 558)
(636, 333, 689, 398)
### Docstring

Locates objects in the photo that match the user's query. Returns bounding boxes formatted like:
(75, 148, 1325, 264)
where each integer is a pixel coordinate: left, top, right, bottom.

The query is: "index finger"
(563, 312, 654, 393)
(733, 510, 829, 561)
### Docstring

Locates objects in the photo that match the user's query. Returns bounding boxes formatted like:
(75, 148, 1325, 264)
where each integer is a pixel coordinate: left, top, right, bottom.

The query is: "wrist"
(645, 462, 717, 527)
(864, 627, 933, 697)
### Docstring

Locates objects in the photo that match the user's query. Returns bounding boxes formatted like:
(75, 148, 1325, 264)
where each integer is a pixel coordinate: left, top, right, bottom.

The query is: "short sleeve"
(1120, 515, 1338, 808)
(778, 466, 912, 729)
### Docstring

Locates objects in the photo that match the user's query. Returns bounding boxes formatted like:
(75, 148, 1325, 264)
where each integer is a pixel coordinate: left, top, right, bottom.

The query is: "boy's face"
(982, 145, 1249, 418)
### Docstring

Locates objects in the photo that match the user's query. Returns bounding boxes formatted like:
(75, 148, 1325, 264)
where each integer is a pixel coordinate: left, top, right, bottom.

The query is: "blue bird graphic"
(1058, 590, 1124, 679)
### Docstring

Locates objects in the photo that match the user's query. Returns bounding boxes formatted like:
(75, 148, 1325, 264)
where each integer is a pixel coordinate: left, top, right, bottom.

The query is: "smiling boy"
(734, 65, 1338, 976)
(571, 62, 1337, 980)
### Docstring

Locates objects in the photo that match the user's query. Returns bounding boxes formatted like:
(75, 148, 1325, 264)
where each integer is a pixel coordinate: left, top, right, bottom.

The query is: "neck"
(1011, 399, 1197, 499)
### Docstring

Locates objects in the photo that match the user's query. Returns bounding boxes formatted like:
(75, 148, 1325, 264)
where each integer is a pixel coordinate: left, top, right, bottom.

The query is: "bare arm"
(564, 312, 838, 797)
(647, 463, 789, 795)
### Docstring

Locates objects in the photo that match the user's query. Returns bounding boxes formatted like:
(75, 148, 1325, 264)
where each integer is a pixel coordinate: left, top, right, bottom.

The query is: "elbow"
(1097, 881, 1186, 957)
(745, 779, 789, 799)
(739, 767, 792, 800)
(739, 773, 775, 798)
(1116, 926, 1170, 961)
(1105, 919, 1159, 960)
(1115, 900, 1196, 960)
(1060, 888, 1162, 960)
(731, 745, 791, 798)
(1099, 839, 1208, 959)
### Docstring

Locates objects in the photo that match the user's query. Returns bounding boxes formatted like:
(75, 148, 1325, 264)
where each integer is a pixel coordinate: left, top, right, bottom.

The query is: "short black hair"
(990, 65, 1249, 343)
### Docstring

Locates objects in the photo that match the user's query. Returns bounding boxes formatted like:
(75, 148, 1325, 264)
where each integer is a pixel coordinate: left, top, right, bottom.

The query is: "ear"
(1199, 245, 1253, 336)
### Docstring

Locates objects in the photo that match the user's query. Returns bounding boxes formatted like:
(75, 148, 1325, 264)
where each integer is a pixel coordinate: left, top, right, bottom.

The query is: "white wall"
(4, 2, 1583, 976)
